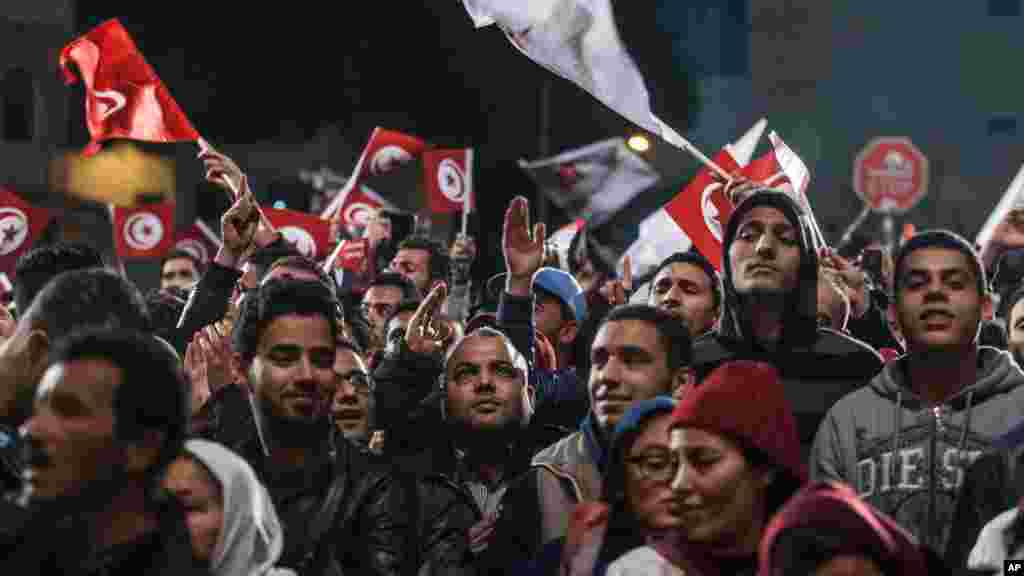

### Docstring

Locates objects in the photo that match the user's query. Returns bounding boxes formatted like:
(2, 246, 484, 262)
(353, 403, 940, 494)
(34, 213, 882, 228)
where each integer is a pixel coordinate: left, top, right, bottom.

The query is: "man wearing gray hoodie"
(811, 230, 1024, 553)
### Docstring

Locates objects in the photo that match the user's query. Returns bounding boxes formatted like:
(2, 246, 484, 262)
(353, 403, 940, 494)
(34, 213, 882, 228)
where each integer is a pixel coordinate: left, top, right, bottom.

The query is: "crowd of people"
(3, 143, 1024, 575)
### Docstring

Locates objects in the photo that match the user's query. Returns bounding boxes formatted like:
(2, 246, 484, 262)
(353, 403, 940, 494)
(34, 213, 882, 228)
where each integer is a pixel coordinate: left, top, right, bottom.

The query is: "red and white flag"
(321, 127, 428, 219)
(59, 19, 200, 156)
(173, 219, 221, 265)
(0, 187, 52, 275)
(329, 238, 369, 273)
(423, 149, 474, 214)
(618, 119, 767, 277)
(112, 202, 175, 260)
(264, 208, 332, 261)
(337, 185, 391, 232)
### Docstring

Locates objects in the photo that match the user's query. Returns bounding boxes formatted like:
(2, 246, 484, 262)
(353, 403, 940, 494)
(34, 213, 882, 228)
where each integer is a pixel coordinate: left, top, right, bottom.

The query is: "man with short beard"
(646, 250, 721, 338)
(395, 319, 564, 572)
(229, 278, 408, 575)
(691, 189, 882, 455)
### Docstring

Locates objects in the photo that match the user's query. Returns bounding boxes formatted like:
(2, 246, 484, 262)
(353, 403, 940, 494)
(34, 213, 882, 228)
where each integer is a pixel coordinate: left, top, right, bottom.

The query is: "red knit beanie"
(670, 360, 806, 484)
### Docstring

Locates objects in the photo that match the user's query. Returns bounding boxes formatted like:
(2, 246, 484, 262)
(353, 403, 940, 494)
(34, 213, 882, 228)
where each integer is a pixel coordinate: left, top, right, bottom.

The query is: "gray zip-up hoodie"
(811, 347, 1024, 552)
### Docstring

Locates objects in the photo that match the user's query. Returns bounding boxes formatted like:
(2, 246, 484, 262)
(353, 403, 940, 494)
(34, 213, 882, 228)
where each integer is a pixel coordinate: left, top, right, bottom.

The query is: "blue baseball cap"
(532, 267, 587, 323)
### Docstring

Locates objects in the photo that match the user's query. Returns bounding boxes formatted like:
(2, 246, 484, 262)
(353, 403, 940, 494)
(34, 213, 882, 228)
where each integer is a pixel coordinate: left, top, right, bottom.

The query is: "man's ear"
(558, 320, 579, 346)
(25, 329, 50, 380)
(124, 429, 165, 476)
(672, 367, 695, 400)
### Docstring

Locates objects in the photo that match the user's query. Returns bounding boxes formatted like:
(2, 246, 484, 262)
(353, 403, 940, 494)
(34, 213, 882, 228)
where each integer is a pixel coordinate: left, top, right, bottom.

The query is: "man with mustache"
(812, 230, 1024, 556)
(229, 278, 408, 575)
(690, 189, 883, 458)
(646, 250, 721, 338)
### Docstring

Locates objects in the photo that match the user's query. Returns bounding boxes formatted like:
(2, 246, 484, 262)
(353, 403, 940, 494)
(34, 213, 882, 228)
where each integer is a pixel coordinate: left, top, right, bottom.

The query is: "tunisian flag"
(60, 19, 200, 156)
(113, 202, 176, 260)
(263, 208, 332, 261)
(0, 187, 52, 275)
(173, 220, 222, 265)
(320, 127, 428, 219)
(423, 149, 474, 214)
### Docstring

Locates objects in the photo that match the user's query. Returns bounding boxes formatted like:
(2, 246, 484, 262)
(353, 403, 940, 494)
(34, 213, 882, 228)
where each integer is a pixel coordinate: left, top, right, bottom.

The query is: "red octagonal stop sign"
(853, 137, 929, 214)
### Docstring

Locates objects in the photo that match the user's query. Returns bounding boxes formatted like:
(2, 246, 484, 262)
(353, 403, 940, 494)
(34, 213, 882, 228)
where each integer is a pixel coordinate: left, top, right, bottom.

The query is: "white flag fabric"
(462, 0, 699, 156)
(519, 138, 660, 227)
(977, 162, 1024, 252)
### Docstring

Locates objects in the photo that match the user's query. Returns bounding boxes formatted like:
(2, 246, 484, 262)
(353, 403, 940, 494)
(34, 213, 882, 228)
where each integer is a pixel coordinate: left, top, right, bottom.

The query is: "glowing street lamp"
(627, 134, 651, 153)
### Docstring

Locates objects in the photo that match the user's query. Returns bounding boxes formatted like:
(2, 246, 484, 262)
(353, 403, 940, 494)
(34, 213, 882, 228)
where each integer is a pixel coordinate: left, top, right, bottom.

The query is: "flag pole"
(461, 149, 473, 237)
(654, 118, 733, 181)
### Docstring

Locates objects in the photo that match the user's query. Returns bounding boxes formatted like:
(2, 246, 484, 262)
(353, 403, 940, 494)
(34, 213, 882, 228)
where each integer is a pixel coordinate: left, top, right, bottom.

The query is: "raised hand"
(198, 140, 247, 200)
(599, 254, 633, 307)
(820, 248, 869, 317)
(405, 282, 451, 356)
(184, 337, 211, 416)
(195, 320, 235, 394)
(219, 187, 260, 263)
(502, 196, 545, 295)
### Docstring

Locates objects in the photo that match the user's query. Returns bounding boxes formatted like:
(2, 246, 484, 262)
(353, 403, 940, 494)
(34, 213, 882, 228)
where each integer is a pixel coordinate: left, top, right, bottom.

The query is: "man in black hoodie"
(690, 189, 883, 455)
(812, 230, 1024, 556)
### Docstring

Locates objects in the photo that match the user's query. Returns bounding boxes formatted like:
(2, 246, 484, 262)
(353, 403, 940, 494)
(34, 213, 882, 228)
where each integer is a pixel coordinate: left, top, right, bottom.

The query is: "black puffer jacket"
(236, 433, 409, 576)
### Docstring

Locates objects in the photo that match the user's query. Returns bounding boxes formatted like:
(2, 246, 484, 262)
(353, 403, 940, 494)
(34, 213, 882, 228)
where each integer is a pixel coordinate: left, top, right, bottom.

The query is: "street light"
(627, 134, 651, 153)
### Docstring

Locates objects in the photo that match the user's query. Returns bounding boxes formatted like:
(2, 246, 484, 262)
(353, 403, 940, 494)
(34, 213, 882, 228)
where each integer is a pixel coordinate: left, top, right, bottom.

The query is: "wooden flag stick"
(654, 118, 733, 181)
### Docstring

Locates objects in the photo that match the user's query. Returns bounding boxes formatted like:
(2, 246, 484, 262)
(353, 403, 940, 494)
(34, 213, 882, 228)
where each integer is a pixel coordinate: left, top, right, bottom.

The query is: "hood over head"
(720, 189, 819, 349)
(184, 439, 293, 576)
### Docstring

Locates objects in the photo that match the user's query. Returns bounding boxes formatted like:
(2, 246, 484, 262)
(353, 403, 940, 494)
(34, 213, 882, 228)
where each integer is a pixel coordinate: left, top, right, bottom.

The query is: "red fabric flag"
(663, 149, 742, 271)
(423, 149, 475, 214)
(173, 220, 221, 265)
(338, 186, 386, 231)
(264, 208, 332, 261)
(113, 202, 176, 260)
(320, 127, 428, 219)
(331, 239, 369, 273)
(0, 187, 52, 275)
(59, 19, 200, 156)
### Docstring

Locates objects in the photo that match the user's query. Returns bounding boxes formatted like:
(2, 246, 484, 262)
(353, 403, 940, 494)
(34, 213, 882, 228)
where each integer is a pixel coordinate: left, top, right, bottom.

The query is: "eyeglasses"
(361, 302, 397, 319)
(625, 450, 680, 483)
(337, 371, 374, 395)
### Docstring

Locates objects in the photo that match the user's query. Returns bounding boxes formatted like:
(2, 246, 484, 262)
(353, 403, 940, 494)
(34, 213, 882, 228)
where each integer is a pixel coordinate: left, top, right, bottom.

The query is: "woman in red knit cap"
(606, 360, 806, 576)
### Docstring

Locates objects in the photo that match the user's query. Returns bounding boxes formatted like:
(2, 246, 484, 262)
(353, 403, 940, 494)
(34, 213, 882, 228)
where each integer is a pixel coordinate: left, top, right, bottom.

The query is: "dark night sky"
(71, 3, 666, 278)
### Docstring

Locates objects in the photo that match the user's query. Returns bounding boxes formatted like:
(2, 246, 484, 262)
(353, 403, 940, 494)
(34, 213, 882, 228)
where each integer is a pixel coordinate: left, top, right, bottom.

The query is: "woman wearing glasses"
(595, 361, 806, 576)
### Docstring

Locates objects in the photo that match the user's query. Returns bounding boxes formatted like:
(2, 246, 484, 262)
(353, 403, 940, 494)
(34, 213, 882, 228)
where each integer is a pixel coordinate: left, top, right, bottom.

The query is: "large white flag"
(519, 138, 660, 227)
(461, 0, 712, 167)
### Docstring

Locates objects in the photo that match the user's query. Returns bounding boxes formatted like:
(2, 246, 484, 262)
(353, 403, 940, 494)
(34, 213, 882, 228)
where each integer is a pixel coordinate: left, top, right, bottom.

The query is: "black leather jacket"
(237, 433, 409, 576)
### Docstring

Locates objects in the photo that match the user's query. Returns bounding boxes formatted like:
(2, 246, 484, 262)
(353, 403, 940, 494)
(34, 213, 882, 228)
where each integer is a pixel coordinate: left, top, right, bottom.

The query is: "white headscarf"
(183, 439, 295, 576)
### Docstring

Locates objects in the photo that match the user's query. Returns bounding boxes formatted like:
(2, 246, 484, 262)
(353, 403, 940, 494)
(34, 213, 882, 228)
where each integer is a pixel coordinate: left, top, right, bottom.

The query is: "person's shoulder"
(691, 332, 733, 368)
(532, 430, 584, 469)
(814, 328, 883, 361)
(606, 546, 681, 576)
